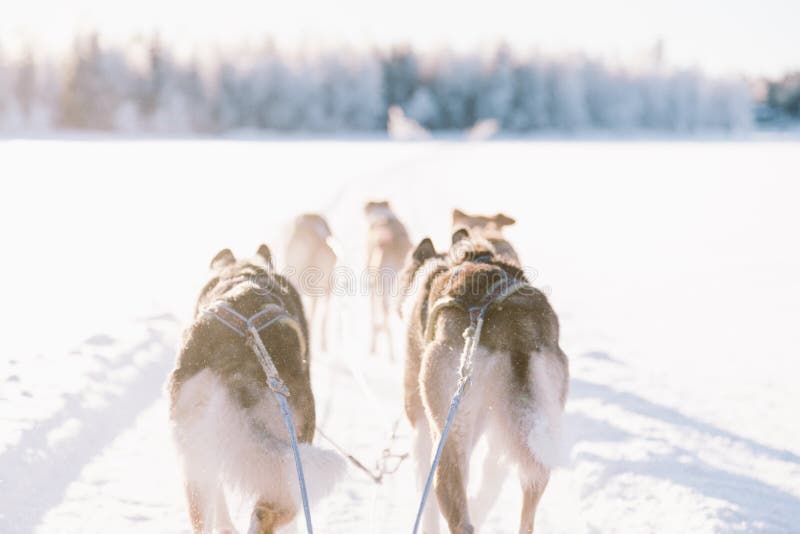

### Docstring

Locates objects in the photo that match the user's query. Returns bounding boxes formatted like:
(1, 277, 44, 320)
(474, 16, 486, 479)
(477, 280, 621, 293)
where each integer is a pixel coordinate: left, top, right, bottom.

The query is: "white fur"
(468, 437, 509, 527)
(419, 345, 566, 524)
(524, 352, 568, 469)
(474, 349, 566, 471)
(172, 370, 345, 517)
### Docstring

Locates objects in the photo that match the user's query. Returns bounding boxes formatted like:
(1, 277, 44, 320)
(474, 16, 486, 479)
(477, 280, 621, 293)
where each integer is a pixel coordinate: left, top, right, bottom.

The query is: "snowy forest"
(760, 72, 800, 124)
(0, 35, 763, 135)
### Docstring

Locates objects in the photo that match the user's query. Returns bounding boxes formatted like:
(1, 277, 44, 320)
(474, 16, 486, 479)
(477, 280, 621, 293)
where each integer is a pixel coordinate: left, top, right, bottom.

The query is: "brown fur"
(169, 245, 313, 534)
(249, 500, 296, 534)
(452, 208, 521, 265)
(401, 231, 568, 534)
(365, 200, 413, 360)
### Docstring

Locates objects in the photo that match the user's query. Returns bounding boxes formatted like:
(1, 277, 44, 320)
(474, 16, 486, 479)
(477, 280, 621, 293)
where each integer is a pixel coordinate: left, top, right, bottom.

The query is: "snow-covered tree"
(506, 58, 550, 131)
(382, 47, 420, 109)
(59, 34, 132, 130)
(475, 45, 514, 125)
(427, 52, 481, 129)
(546, 60, 588, 131)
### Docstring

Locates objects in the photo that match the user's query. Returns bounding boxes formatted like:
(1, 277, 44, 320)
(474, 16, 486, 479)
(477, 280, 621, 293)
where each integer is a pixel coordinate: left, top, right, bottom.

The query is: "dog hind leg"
(513, 413, 551, 530)
(382, 291, 395, 360)
(214, 487, 237, 534)
(246, 500, 296, 534)
(468, 441, 507, 527)
(433, 439, 473, 534)
(413, 417, 441, 534)
(420, 340, 474, 533)
(184, 478, 216, 534)
(369, 290, 378, 355)
(512, 352, 564, 534)
(518, 472, 549, 534)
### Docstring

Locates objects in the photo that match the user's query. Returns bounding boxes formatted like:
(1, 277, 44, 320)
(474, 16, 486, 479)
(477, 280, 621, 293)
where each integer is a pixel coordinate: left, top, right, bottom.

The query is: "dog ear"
(210, 248, 235, 269)
(451, 227, 470, 245)
(413, 238, 437, 264)
(494, 213, 516, 227)
(452, 209, 468, 226)
(254, 244, 273, 268)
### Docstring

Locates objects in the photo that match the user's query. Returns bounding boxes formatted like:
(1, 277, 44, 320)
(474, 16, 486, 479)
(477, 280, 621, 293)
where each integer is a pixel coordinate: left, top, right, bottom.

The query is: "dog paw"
(215, 529, 238, 534)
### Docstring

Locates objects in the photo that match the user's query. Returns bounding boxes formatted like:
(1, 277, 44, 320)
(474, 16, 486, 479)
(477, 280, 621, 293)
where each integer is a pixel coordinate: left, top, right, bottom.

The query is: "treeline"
(0, 35, 755, 134)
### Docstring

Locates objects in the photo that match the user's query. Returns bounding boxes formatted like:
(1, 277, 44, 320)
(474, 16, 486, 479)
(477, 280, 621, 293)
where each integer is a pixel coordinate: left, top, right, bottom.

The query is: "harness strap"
(247, 325, 313, 533)
(204, 302, 307, 357)
(424, 276, 531, 342)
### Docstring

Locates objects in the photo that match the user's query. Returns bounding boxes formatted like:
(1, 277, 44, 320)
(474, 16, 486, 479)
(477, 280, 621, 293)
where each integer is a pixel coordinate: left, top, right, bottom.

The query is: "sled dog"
(401, 230, 568, 533)
(169, 245, 343, 534)
(285, 213, 339, 352)
(365, 200, 413, 359)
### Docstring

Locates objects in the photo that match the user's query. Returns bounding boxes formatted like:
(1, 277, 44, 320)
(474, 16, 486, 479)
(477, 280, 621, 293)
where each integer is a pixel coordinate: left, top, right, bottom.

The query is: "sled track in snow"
(0, 316, 178, 534)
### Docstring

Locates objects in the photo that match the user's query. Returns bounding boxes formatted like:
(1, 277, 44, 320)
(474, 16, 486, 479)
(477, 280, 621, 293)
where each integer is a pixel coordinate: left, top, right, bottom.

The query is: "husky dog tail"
(296, 442, 348, 504)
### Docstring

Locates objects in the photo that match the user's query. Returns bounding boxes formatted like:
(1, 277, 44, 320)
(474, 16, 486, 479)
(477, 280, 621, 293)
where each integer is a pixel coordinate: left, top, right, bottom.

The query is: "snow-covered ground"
(1, 140, 799, 533)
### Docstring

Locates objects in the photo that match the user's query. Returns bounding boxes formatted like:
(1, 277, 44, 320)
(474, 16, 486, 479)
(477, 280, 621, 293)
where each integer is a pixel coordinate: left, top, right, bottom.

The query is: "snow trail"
(1, 140, 799, 533)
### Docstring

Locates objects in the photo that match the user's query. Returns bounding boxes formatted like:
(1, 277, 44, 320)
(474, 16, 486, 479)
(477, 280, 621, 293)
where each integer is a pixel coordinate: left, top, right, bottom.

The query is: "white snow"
(0, 139, 798, 533)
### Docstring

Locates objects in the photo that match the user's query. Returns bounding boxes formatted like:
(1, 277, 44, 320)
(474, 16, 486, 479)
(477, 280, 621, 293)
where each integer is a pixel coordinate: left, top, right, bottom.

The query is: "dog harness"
(203, 297, 314, 534)
(203, 301, 308, 357)
(413, 265, 534, 534)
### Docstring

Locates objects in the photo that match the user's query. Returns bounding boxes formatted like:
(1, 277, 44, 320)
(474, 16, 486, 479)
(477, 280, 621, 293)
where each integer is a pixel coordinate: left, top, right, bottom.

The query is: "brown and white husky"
(168, 245, 344, 534)
(400, 230, 568, 534)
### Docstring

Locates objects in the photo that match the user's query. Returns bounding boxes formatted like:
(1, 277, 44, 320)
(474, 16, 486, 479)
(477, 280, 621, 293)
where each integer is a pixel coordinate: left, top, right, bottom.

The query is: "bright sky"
(1, 0, 798, 77)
